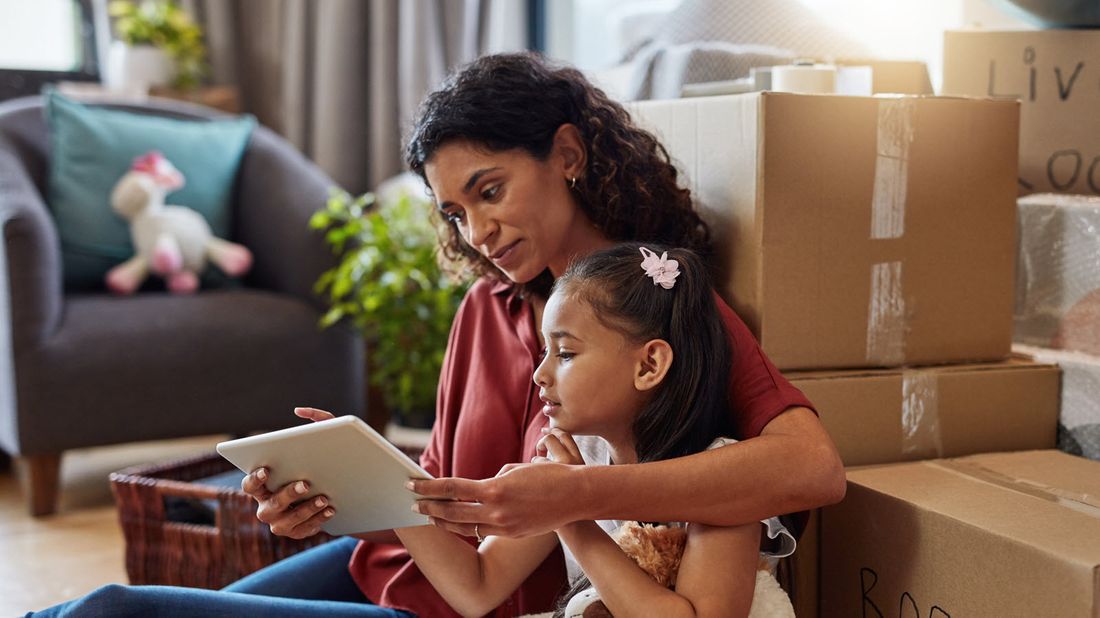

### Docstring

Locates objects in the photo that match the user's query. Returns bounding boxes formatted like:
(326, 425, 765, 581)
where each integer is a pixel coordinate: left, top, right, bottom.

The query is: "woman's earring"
(569, 176, 577, 190)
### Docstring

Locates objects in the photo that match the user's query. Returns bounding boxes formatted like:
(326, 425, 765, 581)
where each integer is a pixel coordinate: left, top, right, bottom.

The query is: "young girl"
(395, 243, 795, 618)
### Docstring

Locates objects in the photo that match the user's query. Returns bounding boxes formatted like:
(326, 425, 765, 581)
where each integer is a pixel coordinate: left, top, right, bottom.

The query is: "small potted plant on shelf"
(106, 0, 207, 93)
(311, 174, 472, 429)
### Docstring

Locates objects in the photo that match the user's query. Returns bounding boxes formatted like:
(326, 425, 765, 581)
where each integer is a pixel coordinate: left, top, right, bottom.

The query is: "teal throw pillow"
(45, 91, 256, 290)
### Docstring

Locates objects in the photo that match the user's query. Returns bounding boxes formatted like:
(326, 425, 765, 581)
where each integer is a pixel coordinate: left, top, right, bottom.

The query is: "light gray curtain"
(181, 0, 526, 194)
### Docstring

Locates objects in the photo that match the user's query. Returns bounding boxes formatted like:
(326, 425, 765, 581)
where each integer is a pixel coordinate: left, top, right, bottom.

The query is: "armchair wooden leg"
(22, 453, 62, 517)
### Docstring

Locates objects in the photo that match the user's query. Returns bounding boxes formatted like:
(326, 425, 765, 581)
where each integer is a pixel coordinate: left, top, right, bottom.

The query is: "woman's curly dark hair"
(405, 51, 711, 297)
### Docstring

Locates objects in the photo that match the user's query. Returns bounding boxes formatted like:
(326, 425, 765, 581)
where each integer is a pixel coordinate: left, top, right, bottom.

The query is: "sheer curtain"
(181, 0, 526, 193)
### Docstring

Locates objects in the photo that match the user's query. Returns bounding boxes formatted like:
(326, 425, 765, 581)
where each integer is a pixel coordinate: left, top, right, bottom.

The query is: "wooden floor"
(0, 435, 226, 615)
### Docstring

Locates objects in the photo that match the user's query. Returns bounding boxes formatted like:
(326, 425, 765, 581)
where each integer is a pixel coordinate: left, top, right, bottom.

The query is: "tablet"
(216, 415, 432, 535)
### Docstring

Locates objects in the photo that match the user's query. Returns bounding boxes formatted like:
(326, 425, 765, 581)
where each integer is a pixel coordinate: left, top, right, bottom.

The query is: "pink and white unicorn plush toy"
(105, 151, 253, 294)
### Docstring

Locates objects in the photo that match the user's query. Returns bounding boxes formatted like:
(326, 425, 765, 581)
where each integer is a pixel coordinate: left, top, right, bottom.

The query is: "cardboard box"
(630, 93, 1019, 369)
(944, 30, 1100, 195)
(1015, 193, 1100, 355)
(1016, 344, 1100, 461)
(839, 59, 935, 95)
(786, 357, 1060, 467)
(818, 451, 1100, 617)
(785, 509, 822, 618)
(783, 358, 1060, 616)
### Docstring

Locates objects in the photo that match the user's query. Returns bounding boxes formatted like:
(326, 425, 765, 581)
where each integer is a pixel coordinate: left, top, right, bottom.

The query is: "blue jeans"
(27, 537, 414, 617)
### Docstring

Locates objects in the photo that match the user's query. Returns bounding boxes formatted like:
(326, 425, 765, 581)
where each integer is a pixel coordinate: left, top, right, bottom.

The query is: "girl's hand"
(239, 407, 338, 539)
(533, 428, 584, 465)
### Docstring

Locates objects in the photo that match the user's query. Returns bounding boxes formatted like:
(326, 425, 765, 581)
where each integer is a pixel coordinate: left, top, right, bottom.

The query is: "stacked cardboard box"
(947, 29, 1100, 460)
(820, 451, 1100, 616)
(753, 29, 1100, 618)
(944, 30, 1100, 196)
(629, 92, 1064, 616)
(627, 93, 1049, 458)
(782, 355, 1063, 616)
(630, 92, 1018, 370)
(837, 59, 934, 96)
(786, 358, 1058, 467)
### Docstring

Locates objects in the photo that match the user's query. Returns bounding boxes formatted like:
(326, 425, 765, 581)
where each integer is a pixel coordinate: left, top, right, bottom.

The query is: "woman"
(27, 52, 843, 617)
(240, 51, 843, 616)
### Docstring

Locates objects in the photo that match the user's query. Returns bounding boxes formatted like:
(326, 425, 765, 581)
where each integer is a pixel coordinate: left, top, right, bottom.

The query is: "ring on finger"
(475, 523, 484, 543)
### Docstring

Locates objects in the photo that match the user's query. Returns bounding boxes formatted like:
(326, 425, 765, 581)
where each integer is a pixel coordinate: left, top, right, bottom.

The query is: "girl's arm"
(395, 513, 560, 617)
(558, 520, 761, 618)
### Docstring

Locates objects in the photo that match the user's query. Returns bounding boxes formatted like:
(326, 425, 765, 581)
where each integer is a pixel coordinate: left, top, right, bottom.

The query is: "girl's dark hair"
(554, 242, 733, 463)
(404, 51, 710, 297)
(550, 242, 734, 617)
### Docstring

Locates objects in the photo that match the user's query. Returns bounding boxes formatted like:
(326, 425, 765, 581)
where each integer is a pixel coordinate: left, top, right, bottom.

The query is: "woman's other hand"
(408, 428, 586, 538)
(409, 462, 587, 538)
(293, 406, 336, 422)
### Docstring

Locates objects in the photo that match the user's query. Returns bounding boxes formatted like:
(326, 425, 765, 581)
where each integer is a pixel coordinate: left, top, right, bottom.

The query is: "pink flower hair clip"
(639, 246, 680, 290)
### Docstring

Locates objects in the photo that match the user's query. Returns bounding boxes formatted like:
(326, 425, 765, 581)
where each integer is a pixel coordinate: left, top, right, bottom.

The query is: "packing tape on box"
(900, 369, 943, 458)
(866, 261, 906, 365)
(930, 459, 1100, 519)
(871, 98, 914, 240)
(865, 99, 915, 364)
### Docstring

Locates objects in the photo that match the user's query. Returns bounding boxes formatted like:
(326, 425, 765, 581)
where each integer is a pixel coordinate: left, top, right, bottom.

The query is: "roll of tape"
(771, 64, 837, 94)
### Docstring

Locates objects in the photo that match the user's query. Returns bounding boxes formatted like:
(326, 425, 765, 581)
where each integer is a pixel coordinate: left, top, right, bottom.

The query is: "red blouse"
(349, 278, 815, 617)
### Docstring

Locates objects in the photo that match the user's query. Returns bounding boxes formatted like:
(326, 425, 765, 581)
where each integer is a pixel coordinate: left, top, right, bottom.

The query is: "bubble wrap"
(1015, 193, 1100, 354)
(1015, 344, 1100, 461)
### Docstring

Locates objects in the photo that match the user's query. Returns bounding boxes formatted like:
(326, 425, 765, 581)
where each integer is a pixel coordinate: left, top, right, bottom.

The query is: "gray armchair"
(0, 96, 364, 516)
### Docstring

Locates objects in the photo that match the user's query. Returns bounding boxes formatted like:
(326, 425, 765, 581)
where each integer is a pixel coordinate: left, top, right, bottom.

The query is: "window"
(0, 0, 98, 101)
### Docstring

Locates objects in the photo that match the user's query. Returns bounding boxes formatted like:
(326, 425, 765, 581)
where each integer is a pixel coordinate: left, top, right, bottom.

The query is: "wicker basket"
(109, 452, 336, 589)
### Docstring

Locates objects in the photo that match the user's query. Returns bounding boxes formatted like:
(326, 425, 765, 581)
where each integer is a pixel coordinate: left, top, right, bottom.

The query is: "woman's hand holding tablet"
(218, 415, 433, 536)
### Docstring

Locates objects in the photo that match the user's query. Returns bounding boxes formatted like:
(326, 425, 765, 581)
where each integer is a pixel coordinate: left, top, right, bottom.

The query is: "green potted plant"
(310, 175, 472, 428)
(106, 0, 207, 92)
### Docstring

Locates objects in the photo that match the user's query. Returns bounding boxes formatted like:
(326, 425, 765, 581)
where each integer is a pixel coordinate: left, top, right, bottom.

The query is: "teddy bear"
(560, 521, 796, 618)
(105, 150, 253, 295)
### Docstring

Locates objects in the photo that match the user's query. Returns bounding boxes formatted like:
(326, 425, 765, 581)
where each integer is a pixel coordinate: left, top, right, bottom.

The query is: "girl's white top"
(561, 435, 798, 583)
